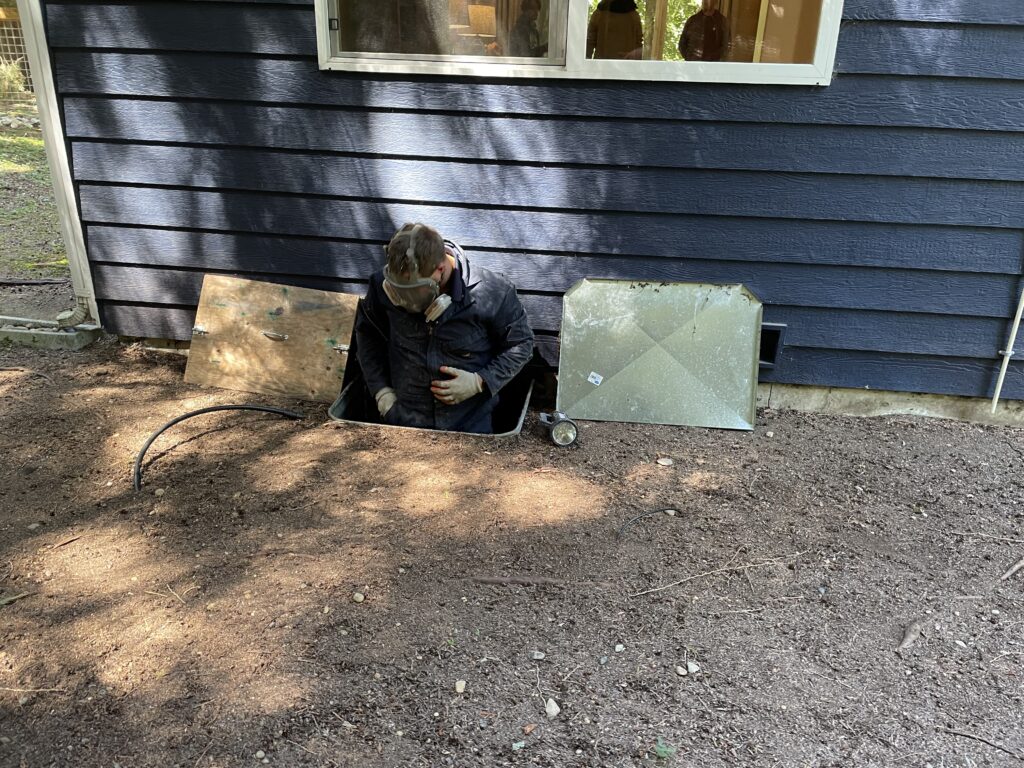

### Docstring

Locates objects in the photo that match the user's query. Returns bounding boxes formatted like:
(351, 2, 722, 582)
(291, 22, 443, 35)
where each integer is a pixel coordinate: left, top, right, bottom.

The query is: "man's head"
(520, 0, 541, 21)
(383, 223, 455, 315)
(386, 222, 446, 281)
(702, 0, 720, 13)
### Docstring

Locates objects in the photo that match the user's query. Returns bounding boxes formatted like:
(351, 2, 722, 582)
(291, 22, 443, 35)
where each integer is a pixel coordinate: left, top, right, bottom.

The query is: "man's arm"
(477, 285, 535, 397)
(353, 281, 392, 398)
(678, 16, 692, 59)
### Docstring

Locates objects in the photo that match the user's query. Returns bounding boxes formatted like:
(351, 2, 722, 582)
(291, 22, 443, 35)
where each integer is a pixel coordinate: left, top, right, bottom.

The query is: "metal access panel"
(185, 274, 359, 402)
(556, 280, 762, 430)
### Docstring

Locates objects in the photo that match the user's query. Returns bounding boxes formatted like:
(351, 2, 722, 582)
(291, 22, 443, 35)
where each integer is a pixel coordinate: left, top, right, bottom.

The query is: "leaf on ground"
(897, 617, 926, 652)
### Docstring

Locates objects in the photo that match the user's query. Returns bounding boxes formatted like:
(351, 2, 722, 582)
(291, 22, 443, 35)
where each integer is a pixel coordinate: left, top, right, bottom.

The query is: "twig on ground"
(988, 651, 1024, 665)
(470, 575, 608, 587)
(939, 727, 1024, 761)
(0, 367, 53, 384)
(534, 666, 545, 705)
(0, 592, 33, 607)
(951, 531, 1024, 545)
(747, 473, 760, 498)
(167, 585, 186, 604)
(807, 670, 856, 691)
(1000, 555, 1024, 582)
(713, 607, 765, 615)
(630, 553, 800, 598)
(193, 739, 214, 768)
(0, 686, 65, 693)
(616, 509, 669, 539)
(1002, 439, 1024, 460)
(52, 534, 82, 549)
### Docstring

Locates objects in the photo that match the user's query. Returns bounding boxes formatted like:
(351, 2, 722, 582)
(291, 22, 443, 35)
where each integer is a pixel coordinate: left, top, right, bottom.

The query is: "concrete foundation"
(0, 315, 102, 351)
(756, 382, 1024, 427)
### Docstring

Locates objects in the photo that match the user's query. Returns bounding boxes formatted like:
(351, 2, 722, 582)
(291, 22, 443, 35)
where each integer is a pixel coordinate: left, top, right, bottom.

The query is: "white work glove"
(430, 366, 483, 405)
(375, 386, 397, 417)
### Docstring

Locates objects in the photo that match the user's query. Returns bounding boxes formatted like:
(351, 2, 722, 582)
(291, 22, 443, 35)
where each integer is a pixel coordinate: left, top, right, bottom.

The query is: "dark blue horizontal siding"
(78, 188, 1024, 287)
(837, 23, 1024, 80)
(83, 223, 1023, 277)
(47, 3, 315, 55)
(70, 142, 1024, 229)
(763, 348, 1024, 400)
(86, 257, 1019, 324)
(843, 0, 1024, 26)
(46, 0, 1024, 400)
(53, 52, 1024, 133)
(63, 98, 1024, 184)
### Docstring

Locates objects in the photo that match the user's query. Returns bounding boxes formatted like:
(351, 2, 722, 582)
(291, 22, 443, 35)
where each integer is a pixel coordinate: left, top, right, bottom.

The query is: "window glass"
(585, 0, 822, 64)
(335, 0, 567, 62)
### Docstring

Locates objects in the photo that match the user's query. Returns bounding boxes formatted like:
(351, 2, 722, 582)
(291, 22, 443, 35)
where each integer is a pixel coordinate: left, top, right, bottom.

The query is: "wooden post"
(651, 0, 668, 60)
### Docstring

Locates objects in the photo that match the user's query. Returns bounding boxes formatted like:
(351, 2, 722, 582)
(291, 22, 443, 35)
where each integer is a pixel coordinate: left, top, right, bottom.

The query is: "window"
(315, 0, 842, 84)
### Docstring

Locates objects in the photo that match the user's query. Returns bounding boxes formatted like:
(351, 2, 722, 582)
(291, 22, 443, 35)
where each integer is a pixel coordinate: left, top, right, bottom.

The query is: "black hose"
(133, 405, 304, 492)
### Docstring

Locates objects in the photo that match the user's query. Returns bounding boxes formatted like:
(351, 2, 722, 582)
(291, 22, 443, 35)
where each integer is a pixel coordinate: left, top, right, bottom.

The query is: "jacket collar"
(444, 240, 478, 304)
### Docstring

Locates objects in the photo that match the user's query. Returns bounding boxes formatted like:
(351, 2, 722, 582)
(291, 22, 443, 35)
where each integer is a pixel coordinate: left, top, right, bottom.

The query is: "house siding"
(43, 0, 1024, 398)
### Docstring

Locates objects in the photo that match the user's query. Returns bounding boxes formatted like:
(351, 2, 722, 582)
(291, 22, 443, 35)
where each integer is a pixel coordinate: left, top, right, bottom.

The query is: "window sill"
(318, 55, 836, 85)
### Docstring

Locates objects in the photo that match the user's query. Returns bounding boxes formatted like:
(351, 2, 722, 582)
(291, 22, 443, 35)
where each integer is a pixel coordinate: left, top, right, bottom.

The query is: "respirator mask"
(382, 225, 452, 321)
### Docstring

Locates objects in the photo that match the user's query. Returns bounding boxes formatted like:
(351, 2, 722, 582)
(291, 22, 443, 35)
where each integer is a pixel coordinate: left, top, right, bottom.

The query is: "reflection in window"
(335, 0, 565, 61)
(586, 0, 822, 63)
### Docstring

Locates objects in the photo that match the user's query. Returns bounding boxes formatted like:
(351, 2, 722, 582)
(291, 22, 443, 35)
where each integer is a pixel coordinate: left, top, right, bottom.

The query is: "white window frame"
(315, 0, 844, 85)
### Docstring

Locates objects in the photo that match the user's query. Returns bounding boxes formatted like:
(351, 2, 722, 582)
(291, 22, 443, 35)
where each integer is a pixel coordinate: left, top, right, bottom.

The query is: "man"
(678, 0, 730, 62)
(354, 223, 534, 434)
(586, 0, 643, 60)
(509, 0, 548, 58)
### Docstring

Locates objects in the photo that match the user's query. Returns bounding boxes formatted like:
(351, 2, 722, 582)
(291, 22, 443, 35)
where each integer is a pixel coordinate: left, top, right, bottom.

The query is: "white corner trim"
(315, 0, 844, 86)
(15, 0, 98, 324)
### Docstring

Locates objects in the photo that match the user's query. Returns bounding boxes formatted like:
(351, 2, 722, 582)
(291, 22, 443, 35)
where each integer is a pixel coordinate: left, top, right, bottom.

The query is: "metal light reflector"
(556, 280, 762, 431)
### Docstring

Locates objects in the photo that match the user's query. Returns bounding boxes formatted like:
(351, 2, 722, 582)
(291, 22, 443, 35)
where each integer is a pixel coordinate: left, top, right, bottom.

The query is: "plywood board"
(185, 274, 359, 402)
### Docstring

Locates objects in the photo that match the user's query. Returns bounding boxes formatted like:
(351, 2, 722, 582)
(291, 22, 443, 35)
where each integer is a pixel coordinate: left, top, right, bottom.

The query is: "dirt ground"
(1, 339, 1023, 768)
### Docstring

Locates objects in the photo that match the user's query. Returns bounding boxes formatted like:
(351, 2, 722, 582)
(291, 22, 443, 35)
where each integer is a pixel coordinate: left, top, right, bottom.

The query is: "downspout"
(14, 0, 99, 326)
(990, 284, 1024, 413)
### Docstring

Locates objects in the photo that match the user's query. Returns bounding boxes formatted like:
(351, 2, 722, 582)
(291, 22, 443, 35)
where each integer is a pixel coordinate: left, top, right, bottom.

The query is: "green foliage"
(0, 57, 27, 98)
(653, 737, 677, 759)
(0, 132, 48, 184)
(586, 0, 700, 61)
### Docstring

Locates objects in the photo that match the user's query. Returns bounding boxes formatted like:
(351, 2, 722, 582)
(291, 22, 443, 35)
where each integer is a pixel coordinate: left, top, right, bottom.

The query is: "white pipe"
(15, 0, 99, 324)
(990, 286, 1024, 413)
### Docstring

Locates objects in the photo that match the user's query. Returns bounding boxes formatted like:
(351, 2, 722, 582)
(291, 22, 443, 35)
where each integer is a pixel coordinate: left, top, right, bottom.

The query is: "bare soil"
(1, 339, 1023, 768)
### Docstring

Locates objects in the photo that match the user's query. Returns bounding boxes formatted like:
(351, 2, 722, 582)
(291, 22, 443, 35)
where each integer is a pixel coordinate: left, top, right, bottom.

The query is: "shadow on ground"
(1, 338, 1023, 767)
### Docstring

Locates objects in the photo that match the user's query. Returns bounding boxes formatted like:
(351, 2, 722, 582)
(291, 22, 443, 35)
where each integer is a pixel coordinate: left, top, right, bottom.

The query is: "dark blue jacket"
(354, 242, 535, 433)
